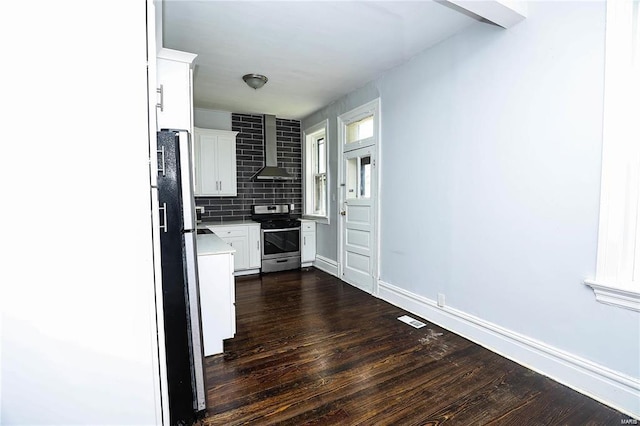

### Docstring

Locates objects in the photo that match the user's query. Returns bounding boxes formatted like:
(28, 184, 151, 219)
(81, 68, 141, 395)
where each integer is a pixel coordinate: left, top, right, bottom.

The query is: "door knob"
(340, 211, 346, 216)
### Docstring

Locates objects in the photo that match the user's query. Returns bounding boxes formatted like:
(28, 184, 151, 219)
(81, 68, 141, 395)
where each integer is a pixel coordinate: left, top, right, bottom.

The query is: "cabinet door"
(302, 231, 316, 263)
(222, 236, 248, 271)
(248, 225, 261, 268)
(301, 221, 316, 263)
(195, 130, 219, 196)
(216, 134, 237, 196)
(193, 128, 238, 197)
(156, 57, 192, 132)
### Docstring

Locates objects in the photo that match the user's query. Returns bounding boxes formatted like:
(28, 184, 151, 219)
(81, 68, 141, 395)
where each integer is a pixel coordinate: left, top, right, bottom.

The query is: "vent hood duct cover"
(251, 114, 294, 181)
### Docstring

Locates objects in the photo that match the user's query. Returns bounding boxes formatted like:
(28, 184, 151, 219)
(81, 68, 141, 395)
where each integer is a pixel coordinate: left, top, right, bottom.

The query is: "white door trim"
(337, 98, 381, 294)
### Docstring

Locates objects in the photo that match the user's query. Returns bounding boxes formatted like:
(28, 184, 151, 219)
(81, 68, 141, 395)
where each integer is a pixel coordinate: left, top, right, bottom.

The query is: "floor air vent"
(397, 315, 426, 329)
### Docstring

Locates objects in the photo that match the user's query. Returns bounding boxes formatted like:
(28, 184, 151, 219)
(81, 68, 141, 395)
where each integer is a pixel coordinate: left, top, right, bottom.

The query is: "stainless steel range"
(251, 204, 301, 273)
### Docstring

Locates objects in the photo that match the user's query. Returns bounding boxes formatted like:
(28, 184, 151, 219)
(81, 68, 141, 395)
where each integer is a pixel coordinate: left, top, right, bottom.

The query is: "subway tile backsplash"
(195, 113, 302, 222)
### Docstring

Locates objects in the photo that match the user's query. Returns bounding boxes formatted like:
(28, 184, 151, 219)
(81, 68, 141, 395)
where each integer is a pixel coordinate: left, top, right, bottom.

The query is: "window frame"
(303, 120, 330, 224)
(584, 0, 640, 311)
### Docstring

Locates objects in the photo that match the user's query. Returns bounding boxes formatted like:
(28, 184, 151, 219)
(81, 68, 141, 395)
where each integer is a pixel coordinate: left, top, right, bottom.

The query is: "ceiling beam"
(446, 0, 527, 29)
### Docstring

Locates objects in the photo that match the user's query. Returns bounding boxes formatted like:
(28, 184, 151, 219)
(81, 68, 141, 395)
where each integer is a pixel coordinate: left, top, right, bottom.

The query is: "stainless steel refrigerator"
(157, 130, 206, 424)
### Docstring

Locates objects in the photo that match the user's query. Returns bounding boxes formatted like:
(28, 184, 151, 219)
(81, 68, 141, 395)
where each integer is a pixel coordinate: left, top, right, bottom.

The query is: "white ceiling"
(162, 1, 480, 120)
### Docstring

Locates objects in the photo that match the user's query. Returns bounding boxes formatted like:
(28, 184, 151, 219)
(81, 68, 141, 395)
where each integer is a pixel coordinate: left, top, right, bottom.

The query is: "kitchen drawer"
(207, 226, 248, 238)
(301, 222, 315, 232)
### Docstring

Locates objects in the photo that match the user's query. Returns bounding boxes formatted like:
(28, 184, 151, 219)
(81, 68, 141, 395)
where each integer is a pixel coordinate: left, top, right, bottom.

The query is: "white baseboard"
(377, 279, 640, 419)
(313, 255, 338, 277)
(234, 269, 260, 277)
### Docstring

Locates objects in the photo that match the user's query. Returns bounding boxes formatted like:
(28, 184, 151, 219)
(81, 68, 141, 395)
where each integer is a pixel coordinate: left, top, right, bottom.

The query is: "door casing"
(337, 98, 382, 295)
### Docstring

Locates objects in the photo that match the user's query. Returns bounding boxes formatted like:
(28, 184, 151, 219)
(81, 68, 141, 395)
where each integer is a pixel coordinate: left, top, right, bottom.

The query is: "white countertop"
(196, 233, 236, 256)
(199, 219, 259, 227)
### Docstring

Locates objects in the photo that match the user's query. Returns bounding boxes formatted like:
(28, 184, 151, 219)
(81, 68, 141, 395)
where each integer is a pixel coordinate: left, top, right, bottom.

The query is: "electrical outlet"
(437, 293, 445, 308)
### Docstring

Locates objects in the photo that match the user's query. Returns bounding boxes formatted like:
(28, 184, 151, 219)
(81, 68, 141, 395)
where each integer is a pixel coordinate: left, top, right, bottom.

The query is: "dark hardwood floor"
(201, 268, 627, 425)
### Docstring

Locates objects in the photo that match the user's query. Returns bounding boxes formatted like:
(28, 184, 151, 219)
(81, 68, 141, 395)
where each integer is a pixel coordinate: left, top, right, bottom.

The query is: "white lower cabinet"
(301, 220, 316, 266)
(207, 223, 261, 275)
(248, 224, 261, 269)
(225, 236, 248, 270)
(198, 250, 234, 356)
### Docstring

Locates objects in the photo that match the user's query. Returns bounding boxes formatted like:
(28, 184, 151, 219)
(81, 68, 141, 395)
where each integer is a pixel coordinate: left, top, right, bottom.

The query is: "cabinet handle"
(159, 203, 168, 233)
(304, 236, 306, 245)
(257, 240, 260, 251)
(156, 85, 164, 112)
(219, 181, 222, 191)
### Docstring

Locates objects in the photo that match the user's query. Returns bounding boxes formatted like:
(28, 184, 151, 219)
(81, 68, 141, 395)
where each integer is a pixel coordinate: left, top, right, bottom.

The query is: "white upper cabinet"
(194, 127, 238, 197)
(156, 48, 197, 132)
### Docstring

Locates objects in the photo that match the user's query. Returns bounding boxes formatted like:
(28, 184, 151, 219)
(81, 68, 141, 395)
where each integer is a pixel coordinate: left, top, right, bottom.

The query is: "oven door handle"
(262, 227, 301, 233)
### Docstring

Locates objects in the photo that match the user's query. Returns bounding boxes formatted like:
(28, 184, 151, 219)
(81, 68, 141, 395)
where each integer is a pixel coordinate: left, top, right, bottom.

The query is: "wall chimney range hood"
(251, 114, 294, 181)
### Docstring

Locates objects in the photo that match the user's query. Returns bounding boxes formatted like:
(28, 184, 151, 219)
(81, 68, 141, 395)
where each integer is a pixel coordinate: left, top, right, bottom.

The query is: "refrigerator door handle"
(178, 131, 197, 231)
(157, 146, 166, 176)
(159, 203, 168, 233)
(156, 84, 164, 112)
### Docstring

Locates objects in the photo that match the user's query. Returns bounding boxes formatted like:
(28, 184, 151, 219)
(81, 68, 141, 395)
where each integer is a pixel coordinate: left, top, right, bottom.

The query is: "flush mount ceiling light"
(242, 73, 268, 90)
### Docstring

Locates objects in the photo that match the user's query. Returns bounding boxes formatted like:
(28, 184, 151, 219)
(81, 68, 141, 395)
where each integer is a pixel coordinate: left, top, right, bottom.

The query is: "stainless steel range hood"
(251, 114, 294, 181)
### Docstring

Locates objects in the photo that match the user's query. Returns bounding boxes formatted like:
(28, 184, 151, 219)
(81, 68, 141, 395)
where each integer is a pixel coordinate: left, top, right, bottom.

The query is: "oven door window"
(263, 229, 300, 255)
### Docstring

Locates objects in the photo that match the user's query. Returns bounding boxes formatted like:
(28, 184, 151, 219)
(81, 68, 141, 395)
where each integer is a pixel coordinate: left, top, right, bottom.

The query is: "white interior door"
(341, 146, 376, 293)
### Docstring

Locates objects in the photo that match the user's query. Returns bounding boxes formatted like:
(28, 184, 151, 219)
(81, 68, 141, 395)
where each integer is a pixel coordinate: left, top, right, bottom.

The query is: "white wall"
(1, 1, 161, 424)
(194, 108, 232, 130)
(303, 0, 639, 416)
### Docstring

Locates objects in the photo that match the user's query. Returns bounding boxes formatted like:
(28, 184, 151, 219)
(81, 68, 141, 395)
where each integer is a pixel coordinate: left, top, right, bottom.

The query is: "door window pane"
(360, 155, 371, 198)
(346, 157, 358, 199)
(346, 116, 373, 144)
(346, 154, 372, 200)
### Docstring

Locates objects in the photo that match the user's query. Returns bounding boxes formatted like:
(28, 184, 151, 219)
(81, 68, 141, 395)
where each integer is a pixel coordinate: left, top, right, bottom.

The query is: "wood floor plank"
(200, 269, 626, 425)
